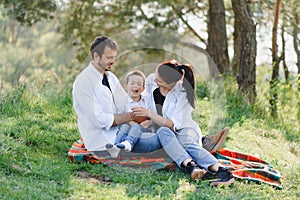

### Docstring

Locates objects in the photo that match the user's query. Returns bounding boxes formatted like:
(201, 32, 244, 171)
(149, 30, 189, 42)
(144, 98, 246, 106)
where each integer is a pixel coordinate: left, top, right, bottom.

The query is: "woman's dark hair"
(157, 60, 195, 108)
(90, 36, 118, 59)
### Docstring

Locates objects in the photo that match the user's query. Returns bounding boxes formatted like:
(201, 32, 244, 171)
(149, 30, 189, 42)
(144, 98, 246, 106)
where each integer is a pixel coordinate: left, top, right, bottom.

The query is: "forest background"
(0, 0, 299, 199)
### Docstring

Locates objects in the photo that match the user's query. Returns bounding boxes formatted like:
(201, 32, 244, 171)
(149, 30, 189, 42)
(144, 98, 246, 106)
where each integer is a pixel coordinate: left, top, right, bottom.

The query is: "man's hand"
(129, 112, 150, 124)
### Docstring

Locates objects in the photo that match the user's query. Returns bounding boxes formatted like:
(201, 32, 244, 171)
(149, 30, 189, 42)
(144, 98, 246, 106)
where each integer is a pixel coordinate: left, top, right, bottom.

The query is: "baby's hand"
(128, 121, 136, 126)
(140, 120, 152, 128)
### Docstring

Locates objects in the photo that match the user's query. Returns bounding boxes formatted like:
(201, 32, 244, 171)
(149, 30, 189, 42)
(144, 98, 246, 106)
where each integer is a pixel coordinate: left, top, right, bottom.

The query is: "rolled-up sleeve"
(164, 90, 193, 131)
(170, 102, 193, 130)
(168, 100, 184, 130)
(94, 100, 114, 130)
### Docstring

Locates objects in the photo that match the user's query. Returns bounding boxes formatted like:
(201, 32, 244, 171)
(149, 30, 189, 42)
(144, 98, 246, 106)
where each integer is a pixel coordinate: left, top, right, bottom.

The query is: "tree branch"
(171, 5, 207, 46)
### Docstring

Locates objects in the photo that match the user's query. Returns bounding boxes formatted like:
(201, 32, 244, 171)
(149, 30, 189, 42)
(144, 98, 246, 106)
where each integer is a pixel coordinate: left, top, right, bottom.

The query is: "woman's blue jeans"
(116, 124, 218, 170)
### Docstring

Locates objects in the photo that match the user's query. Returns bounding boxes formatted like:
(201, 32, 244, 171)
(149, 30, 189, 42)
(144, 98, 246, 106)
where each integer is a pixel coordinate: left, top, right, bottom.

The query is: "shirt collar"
(89, 61, 110, 80)
(127, 94, 145, 103)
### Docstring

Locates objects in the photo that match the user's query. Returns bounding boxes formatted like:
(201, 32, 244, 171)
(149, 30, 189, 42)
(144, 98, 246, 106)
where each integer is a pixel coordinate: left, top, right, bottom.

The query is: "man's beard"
(98, 61, 113, 71)
(97, 60, 106, 70)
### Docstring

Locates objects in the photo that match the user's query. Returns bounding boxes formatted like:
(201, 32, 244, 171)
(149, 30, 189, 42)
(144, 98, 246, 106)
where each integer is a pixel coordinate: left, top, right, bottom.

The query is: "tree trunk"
(207, 0, 229, 74)
(281, 25, 289, 85)
(292, 13, 300, 91)
(292, 14, 300, 121)
(269, 0, 282, 118)
(232, 14, 241, 75)
(231, 0, 257, 105)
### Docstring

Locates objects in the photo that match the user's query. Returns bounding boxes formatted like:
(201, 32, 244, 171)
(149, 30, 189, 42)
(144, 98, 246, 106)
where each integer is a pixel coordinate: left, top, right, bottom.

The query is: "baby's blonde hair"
(125, 70, 146, 86)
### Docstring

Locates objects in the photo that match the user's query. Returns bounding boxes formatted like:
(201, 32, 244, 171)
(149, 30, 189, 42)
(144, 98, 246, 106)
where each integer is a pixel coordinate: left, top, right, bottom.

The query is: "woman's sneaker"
(211, 167, 235, 186)
(185, 160, 207, 180)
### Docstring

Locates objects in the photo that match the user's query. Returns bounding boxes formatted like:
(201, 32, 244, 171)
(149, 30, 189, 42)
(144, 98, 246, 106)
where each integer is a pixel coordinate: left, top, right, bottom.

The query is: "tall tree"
(207, 0, 229, 74)
(269, 0, 282, 117)
(292, 14, 300, 90)
(231, 7, 241, 76)
(231, 0, 257, 104)
(292, 18, 300, 120)
(281, 24, 289, 85)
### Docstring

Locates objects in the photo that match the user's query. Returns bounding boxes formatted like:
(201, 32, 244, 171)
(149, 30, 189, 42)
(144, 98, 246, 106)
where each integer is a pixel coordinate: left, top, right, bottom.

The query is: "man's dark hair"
(90, 36, 118, 59)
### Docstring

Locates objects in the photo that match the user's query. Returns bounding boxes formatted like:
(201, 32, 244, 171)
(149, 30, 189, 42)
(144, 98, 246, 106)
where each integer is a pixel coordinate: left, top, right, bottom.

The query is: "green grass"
(1, 80, 299, 200)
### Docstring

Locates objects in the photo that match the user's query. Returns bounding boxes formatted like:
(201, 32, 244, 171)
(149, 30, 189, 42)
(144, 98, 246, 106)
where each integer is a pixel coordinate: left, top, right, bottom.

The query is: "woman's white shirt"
(145, 73, 202, 137)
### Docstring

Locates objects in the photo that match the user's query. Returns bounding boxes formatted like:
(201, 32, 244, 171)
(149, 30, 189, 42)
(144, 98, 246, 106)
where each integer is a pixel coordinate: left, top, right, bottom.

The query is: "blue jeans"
(156, 127, 218, 170)
(116, 124, 161, 153)
(176, 127, 218, 171)
(116, 125, 217, 170)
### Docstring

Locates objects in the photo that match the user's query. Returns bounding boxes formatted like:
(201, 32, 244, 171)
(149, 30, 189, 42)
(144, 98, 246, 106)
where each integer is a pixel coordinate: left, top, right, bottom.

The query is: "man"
(72, 36, 228, 157)
(72, 36, 141, 157)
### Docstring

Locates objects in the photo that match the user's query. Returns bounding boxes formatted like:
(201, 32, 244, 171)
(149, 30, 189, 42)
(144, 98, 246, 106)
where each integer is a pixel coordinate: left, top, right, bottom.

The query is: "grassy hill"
(1, 78, 299, 199)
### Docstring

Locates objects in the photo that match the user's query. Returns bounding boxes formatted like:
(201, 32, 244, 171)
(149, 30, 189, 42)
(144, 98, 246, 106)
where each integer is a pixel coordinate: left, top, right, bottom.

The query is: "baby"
(106, 70, 152, 155)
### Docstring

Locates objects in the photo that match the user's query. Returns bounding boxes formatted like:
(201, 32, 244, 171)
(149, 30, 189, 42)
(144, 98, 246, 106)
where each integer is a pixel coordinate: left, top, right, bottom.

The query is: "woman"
(131, 60, 234, 186)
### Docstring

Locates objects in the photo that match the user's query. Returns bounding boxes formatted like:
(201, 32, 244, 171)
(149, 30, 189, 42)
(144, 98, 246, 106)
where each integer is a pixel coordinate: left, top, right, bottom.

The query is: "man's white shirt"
(72, 62, 127, 151)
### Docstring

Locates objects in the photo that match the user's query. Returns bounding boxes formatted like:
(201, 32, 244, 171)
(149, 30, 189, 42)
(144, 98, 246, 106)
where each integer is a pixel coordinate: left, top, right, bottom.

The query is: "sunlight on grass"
(227, 121, 298, 165)
(67, 178, 130, 199)
(175, 179, 196, 199)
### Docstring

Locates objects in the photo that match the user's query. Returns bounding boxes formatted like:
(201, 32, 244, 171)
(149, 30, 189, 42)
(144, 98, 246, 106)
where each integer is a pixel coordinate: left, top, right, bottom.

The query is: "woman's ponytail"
(157, 60, 196, 108)
(180, 64, 195, 108)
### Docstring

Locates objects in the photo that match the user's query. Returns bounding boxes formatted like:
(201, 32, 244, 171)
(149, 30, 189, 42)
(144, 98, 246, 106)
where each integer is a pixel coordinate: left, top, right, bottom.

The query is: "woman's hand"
(132, 106, 174, 130)
(129, 110, 150, 124)
(131, 106, 151, 117)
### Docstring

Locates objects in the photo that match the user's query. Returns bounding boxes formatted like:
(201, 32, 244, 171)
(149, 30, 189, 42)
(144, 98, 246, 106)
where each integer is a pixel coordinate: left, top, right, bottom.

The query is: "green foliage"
(225, 87, 256, 127)
(0, 0, 57, 26)
(224, 74, 300, 144)
(59, 0, 208, 61)
(196, 82, 210, 99)
(0, 14, 77, 91)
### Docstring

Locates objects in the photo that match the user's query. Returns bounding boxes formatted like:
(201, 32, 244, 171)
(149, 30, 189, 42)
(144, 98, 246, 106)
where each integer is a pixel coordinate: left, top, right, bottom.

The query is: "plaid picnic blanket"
(68, 138, 176, 170)
(68, 139, 282, 189)
(212, 149, 282, 189)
